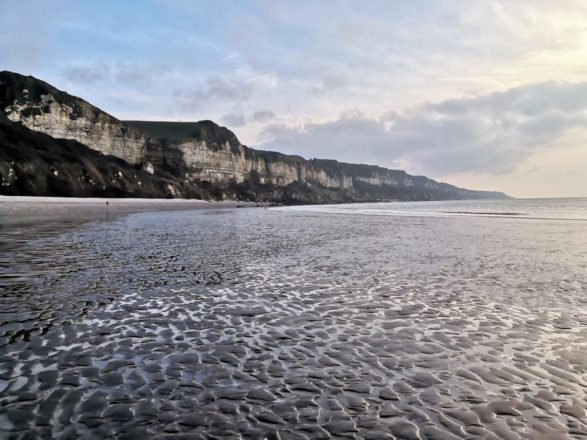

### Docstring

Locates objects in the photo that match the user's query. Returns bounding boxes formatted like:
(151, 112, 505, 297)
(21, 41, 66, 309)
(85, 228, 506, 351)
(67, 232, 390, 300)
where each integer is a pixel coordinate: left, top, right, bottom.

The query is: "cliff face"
(1, 71, 148, 164)
(0, 116, 198, 198)
(0, 71, 509, 202)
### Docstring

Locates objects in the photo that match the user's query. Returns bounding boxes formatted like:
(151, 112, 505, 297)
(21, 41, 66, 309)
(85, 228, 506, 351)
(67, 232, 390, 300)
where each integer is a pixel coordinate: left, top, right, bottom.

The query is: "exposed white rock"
(5, 99, 148, 165)
(143, 163, 155, 174)
(171, 137, 358, 189)
(2, 166, 16, 186)
(166, 183, 180, 197)
(2, 87, 409, 193)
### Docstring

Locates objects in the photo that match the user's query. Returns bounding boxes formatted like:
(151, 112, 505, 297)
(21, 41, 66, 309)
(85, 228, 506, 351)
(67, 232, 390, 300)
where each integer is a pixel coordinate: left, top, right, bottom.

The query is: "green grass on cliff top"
(124, 120, 217, 140)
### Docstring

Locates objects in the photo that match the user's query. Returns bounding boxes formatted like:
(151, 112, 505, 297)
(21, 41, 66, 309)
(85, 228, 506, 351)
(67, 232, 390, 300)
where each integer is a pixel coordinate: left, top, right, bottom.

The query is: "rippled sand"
(0, 206, 586, 439)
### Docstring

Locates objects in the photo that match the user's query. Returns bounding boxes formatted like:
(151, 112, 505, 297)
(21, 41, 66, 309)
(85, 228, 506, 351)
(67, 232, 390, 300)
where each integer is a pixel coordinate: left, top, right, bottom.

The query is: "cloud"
(174, 76, 253, 111)
(64, 65, 107, 83)
(220, 110, 276, 127)
(221, 112, 246, 127)
(63, 62, 171, 86)
(258, 81, 587, 176)
(250, 110, 276, 123)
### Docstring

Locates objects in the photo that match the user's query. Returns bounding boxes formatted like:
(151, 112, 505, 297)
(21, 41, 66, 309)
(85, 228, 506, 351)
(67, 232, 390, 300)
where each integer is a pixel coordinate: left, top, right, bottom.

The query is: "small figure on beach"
(106, 201, 109, 206)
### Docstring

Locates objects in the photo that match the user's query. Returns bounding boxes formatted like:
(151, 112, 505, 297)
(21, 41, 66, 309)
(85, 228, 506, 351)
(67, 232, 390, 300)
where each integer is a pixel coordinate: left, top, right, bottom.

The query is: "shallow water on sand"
(0, 202, 586, 439)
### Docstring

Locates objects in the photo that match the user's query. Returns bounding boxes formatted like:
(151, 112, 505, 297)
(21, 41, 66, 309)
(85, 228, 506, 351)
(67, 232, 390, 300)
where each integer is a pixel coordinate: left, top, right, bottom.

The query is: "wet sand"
(0, 204, 586, 439)
(0, 196, 257, 228)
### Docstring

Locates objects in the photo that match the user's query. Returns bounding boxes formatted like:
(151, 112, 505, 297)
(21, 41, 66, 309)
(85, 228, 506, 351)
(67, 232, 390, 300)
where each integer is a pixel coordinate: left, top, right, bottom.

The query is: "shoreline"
(0, 196, 264, 229)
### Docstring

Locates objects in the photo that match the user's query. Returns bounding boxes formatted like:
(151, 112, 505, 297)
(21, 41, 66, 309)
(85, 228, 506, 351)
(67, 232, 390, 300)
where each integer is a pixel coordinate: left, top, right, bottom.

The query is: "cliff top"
(124, 120, 242, 153)
(0, 70, 123, 125)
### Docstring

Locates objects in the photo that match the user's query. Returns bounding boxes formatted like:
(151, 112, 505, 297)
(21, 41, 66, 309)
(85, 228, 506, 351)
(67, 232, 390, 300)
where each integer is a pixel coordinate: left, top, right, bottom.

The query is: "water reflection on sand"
(0, 205, 586, 439)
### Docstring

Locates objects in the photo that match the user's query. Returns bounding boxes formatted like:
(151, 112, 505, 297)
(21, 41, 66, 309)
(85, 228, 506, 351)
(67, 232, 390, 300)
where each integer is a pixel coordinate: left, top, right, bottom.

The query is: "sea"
(0, 197, 586, 439)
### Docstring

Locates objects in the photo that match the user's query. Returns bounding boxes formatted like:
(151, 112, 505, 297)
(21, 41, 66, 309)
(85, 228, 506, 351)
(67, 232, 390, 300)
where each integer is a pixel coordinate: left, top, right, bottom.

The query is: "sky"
(2, 0, 587, 198)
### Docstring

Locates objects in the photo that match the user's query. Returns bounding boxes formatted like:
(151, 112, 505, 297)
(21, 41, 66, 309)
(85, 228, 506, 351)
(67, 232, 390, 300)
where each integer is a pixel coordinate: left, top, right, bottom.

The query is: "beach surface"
(0, 198, 586, 439)
(0, 196, 256, 229)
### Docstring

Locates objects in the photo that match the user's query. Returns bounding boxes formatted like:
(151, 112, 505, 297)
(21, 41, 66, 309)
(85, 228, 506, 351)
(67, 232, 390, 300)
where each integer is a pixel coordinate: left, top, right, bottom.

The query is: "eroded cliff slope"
(0, 71, 509, 202)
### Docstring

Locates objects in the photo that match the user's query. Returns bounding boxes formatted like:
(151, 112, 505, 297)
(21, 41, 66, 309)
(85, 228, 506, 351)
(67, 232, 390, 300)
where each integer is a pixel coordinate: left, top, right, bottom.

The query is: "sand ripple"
(0, 208, 586, 439)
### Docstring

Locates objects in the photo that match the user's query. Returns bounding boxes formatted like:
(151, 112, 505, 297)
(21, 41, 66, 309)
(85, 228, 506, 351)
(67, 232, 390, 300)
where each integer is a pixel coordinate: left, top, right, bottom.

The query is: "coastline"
(0, 195, 262, 229)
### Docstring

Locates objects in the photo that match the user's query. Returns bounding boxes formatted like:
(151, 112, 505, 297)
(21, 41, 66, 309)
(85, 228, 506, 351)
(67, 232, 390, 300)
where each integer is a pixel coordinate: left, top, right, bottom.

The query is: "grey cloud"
(258, 113, 393, 167)
(250, 110, 276, 122)
(316, 71, 349, 93)
(175, 76, 252, 110)
(64, 65, 107, 83)
(198, 78, 249, 101)
(63, 63, 170, 86)
(221, 112, 246, 127)
(258, 81, 587, 176)
(221, 110, 277, 128)
(433, 82, 587, 117)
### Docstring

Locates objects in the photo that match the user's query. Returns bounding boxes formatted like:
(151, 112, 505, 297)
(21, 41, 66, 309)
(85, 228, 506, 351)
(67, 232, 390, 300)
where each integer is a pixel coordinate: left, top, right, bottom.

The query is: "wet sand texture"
(0, 207, 586, 439)
(0, 196, 249, 227)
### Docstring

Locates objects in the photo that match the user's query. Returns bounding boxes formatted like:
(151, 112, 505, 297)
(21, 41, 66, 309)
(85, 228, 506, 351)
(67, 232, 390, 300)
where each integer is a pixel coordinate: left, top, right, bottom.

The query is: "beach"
(0, 198, 586, 438)
(0, 196, 260, 228)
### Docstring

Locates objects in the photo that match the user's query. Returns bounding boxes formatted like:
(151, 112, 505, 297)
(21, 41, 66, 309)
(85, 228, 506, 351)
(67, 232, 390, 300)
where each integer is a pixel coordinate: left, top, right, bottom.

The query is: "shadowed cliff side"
(0, 115, 193, 198)
(0, 70, 509, 202)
